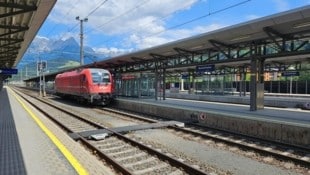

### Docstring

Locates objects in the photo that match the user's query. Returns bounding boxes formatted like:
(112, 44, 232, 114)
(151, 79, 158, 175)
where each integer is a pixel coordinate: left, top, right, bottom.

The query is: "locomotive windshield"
(91, 69, 110, 83)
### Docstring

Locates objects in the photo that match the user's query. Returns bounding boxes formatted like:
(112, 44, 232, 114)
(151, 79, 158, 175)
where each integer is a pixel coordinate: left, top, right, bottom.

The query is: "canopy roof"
(0, 0, 56, 69)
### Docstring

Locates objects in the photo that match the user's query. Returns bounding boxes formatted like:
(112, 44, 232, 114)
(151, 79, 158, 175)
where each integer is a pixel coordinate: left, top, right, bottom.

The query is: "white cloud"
(48, 0, 226, 53)
(50, 0, 198, 36)
(126, 23, 224, 49)
(93, 47, 133, 57)
(35, 35, 50, 41)
(246, 14, 261, 20)
(130, 34, 170, 49)
(272, 0, 289, 11)
(91, 23, 224, 53)
(57, 32, 77, 41)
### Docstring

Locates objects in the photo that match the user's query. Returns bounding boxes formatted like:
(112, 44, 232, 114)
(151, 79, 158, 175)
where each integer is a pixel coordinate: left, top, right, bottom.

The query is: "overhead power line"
(85, 0, 151, 34)
(45, 0, 83, 37)
(145, 0, 251, 39)
(57, 0, 110, 58)
(95, 0, 251, 49)
(67, 0, 109, 34)
(86, 0, 108, 18)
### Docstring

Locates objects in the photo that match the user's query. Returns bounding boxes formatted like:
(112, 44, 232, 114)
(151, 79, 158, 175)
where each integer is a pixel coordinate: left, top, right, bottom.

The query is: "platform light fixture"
(190, 45, 204, 50)
(293, 21, 310, 28)
(230, 35, 251, 42)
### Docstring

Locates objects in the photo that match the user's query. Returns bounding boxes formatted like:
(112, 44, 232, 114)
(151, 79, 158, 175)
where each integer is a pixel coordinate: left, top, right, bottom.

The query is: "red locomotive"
(55, 68, 115, 105)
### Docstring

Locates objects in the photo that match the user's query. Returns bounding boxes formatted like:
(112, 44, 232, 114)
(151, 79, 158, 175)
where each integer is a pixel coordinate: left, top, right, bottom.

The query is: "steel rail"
(13, 87, 209, 175)
(101, 107, 310, 168)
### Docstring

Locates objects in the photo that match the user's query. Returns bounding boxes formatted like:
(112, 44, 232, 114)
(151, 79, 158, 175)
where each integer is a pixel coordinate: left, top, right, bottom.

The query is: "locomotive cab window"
(91, 72, 110, 83)
(102, 73, 110, 83)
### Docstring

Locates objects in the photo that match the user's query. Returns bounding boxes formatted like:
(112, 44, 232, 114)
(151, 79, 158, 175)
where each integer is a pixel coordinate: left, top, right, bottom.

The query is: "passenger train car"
(55, 68, 114, 105)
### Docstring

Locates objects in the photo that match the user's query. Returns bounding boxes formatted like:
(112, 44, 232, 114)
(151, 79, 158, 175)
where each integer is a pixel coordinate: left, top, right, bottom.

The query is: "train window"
(102, 73, 110, 83)
(92, 73, 101, 83)
(91, 72, 110, 83)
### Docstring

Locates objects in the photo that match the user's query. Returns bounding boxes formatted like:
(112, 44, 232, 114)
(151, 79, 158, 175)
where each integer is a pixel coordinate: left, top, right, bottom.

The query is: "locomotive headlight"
(99, 85, 107, 89)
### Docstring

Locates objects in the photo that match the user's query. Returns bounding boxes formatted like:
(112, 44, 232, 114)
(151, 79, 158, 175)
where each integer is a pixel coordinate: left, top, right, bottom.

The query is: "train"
(54, 68, 115, 105)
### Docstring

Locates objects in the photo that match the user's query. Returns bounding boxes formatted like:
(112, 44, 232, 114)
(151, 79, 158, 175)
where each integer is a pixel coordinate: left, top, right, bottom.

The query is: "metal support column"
(180, 78, 184, 91)
(138, 72, 142, 98)
(39, 65, 42, 97)
(190, 70, 195, 94)
(239, 70, 242, 96)
(258, 58, 265, 109)
(239, 67, 246, 96)
(242, 71, 246, 96)
(250, 56, 265, 111)
(154, 61, 158, 100)
(162, 68, 166, 100)
(192, 71, 196, 94)
(250, 57, 257, 111)
(43, 71, 46, 97)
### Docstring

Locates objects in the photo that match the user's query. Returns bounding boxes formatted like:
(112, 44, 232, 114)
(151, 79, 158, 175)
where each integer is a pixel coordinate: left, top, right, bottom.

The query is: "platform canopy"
(96, 5, 310, 68)
(0, 0, 56, 78)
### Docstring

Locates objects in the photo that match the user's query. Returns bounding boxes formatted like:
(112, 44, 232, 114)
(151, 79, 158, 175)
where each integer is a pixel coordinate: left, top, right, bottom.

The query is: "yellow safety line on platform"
(9, 87, 88, 175)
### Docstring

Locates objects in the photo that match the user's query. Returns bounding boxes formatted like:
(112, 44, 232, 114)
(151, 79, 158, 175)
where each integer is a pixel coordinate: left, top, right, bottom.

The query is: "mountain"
(51, 37, 80, 52)
(15, 36, 107, 79)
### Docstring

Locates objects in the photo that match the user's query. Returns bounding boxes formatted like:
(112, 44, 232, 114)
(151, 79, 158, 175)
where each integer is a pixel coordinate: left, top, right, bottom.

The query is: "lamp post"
(76, 16, 88, 66)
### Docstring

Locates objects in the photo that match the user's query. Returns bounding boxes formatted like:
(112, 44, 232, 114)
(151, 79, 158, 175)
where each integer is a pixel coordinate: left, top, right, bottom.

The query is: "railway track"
(12, 86, 310, 173)
(12, 87, 209, 175)
(95, 107, 310, 171)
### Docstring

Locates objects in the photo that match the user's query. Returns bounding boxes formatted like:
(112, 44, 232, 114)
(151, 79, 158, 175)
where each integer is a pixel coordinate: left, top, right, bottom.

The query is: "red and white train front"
(55, 68, 115, 105)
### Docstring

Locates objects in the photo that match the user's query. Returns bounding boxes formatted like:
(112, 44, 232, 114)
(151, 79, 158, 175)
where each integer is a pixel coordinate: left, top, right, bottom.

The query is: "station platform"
(166, 91, 310, 109)
(0, 86, 114, 175)
(145, 97, 310, 125)
(114, 97, 310, 147)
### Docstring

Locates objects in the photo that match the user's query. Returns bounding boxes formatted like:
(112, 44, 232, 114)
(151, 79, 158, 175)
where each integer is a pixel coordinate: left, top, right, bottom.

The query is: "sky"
(36, 0, 310, 56)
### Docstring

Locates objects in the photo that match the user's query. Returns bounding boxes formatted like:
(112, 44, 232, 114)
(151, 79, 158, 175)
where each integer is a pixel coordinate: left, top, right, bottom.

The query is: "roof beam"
(0, 48, 19, 54)
(0, 2, 35, 9)
(131, 57, 145, 62)
(150, 53, 168, 69)
(0, 3, 37, 19)
(0, 38, 23, 42)
(0, 25, 29, 30)
(0, 40, 23, 47)
(173, 47, 194, 61)
(294, 40, 309, 51)
(0, 27, 29, 37)
(0, 53, 17, 59)
(174, 47, 197, 55)
(209, 39, 231, 59)
(263, 27, 292, 52)
(209, 39, 231, 48)
(263, 27, 287, 38)
(150, 53, 166, 59)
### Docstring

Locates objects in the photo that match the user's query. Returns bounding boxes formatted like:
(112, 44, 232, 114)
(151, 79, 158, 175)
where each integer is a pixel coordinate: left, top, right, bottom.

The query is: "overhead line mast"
(76, 16, 88, 66)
